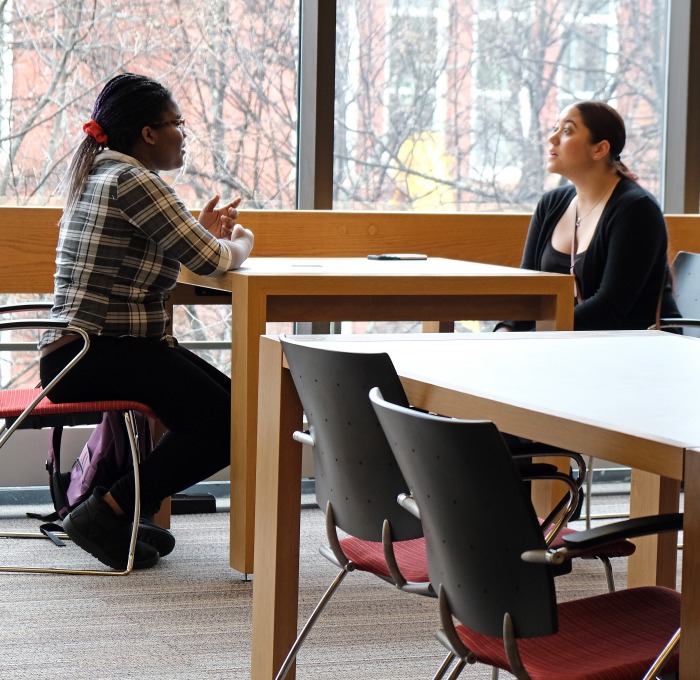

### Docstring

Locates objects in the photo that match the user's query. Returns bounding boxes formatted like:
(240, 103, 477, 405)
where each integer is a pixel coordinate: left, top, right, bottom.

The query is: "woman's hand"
(225, 224, 255, 270)
(199, 195, 242, 239)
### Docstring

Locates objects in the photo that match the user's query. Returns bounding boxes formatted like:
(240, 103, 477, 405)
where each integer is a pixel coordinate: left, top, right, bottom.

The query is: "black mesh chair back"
(280, 336, 422, 542)
(370, 387, 558, 639)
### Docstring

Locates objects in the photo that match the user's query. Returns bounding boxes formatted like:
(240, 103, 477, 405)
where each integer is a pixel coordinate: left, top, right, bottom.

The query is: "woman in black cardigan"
(497, 101, 679, 331)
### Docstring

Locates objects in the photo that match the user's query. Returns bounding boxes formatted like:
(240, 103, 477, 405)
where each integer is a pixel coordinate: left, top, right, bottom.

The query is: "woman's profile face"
(145, 101, 187, 172)
(545, 105, 597, 179)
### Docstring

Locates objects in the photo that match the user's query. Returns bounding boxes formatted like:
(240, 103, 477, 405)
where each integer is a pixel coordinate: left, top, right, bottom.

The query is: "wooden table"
(178, 257, 573, 573)
(252, 331, 699, 679)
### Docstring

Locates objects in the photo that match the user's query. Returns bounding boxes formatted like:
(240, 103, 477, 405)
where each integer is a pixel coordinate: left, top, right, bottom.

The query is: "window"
(334, 0, 670, 210)
(0, 0, 299, 208)
(0, 0, 300, 388)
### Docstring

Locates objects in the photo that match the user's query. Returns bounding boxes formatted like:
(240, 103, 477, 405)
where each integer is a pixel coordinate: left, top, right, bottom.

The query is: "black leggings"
(40, 335, 231, 515)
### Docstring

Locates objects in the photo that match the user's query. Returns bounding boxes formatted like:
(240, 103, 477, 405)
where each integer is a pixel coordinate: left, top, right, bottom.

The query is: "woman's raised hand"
(199, 195, 242, 239)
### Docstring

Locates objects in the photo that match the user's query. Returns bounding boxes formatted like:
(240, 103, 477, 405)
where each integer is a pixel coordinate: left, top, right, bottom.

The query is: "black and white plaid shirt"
(41, 151, 232, 347)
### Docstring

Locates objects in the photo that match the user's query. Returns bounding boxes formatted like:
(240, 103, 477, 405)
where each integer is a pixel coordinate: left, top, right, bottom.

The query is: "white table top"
(230, 256, 568, 277)
(283, 330, 700, 476)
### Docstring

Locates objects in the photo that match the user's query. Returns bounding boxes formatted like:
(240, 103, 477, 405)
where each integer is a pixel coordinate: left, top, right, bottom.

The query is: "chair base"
(0, 526, 138, 575)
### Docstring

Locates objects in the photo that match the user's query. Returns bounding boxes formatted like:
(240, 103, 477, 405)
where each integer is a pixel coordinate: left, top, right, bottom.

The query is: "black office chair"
(370, 387, 681, 680)
(657, 250, 700, 336)
(275, 336, 434, 680)
(275, 336, 631, 679)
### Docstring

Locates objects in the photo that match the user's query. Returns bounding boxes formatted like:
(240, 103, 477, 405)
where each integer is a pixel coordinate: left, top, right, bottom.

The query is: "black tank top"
(541, 238, 585, 281)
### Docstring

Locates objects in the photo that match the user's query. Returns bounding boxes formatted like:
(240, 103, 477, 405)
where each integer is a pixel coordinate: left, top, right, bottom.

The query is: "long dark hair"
(62, 73, 174, 216)
(574, 101, 638, 182)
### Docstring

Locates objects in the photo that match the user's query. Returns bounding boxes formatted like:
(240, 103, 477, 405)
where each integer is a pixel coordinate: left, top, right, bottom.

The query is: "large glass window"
(0, 0, 299, 388)
(0, 0, 299, 208)
(334, 0, 669, 211)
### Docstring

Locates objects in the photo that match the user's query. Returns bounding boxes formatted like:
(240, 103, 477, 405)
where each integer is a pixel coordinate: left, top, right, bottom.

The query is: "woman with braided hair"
(39, 73, 254, 570)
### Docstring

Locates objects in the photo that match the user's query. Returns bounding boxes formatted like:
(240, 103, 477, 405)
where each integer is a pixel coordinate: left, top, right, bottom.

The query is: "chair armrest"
(560, 512, 683, 549)
(657, 318, 700, 330)
(511, 448, 586, 487)
(521, 471, 580, 545)
(522, 512, 682, 565)
(292, 430, 314, 447)
(0, 319, 69, 333)
(0, 302, 53, 315)
(397, 492, 421, 520)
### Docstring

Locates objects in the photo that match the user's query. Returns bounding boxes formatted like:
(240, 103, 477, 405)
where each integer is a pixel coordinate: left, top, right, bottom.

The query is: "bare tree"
(333, 0, 667, 211)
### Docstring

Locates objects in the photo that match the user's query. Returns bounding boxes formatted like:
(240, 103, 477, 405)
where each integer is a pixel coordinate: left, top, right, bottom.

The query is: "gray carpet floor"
(0, 490, 683, 680)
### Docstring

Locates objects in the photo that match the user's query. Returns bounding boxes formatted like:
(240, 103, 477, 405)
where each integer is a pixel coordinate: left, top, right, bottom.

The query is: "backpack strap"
(26, 426, 71, 522)
(39, 523, 66, 547)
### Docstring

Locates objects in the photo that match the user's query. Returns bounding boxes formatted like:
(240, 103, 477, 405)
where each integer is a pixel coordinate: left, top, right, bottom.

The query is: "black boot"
(138, 518, 176, 557)
(63, 487, 159, 570)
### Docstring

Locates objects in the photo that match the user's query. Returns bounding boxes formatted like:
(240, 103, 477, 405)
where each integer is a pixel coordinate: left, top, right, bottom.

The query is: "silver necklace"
(574, 190, 609, 230)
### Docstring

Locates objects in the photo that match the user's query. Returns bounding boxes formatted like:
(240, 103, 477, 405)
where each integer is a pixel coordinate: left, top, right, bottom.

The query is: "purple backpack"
(46, 411, 152, 519)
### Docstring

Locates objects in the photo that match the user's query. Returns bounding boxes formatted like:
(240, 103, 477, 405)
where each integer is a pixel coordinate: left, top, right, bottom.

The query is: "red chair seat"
(0, 387, 156, 419)
(340, 525, 635, 586)
(455, 586, 680, 680)
(340, 536, 429, 582)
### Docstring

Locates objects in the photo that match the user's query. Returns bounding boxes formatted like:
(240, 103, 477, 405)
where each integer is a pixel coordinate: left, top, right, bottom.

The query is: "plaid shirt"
(40, 151, 232, 347)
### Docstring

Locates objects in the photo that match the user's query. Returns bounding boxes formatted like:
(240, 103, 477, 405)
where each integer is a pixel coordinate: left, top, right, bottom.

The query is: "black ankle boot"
(63, 487, 159, 570)
(138, 518, 176, 557)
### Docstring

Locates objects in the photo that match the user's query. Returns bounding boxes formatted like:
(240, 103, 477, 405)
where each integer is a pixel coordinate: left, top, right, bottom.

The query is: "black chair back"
(370, 387, 559, 639)
(672, 251, 700, 336)
(280, 337, 423, 542)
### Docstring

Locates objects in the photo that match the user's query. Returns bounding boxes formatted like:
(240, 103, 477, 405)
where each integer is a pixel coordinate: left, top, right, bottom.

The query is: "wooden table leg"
(680, 447, 700, 677)
(251, 336, 304, 679)
(627, 469, 680, 588)
(230, 281, 266, 574)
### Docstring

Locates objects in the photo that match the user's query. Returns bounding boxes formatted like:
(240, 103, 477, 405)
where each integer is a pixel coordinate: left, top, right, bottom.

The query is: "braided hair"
(574, 101, 638, 182)
(63, 73, 174, 216)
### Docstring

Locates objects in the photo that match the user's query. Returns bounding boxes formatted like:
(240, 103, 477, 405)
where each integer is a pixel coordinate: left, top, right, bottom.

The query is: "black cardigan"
(502, 179, 679, 331)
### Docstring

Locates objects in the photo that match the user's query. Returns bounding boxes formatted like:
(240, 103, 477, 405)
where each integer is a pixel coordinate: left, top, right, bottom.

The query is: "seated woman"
(39, 73, 255, 570)
(496, 100, 679, 332)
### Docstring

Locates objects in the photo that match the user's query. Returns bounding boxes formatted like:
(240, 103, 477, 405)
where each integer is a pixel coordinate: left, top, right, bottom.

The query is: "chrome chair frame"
(0, 304, 152, 575)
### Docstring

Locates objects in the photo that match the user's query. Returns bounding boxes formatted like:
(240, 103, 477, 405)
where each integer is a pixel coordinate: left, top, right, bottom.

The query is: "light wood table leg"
(627, 468, 680, 588)
(230, 280, 267, 574)
(680, 447, 700, 677)
(251, 337, 304, 679)
(534, 288, 574, 332)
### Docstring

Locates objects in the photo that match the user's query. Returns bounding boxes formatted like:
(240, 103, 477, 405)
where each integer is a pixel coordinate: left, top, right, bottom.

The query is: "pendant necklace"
(571, 186, 611, 304)
(574, 188, 609, 231)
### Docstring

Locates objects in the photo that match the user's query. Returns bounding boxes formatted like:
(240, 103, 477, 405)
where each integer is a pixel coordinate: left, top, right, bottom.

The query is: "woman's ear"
(141, 125, 157, 146)
(592, 139, 611, 161)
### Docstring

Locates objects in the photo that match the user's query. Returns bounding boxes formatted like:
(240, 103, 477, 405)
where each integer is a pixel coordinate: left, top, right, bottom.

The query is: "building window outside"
(0, 0, 299, 387)
(333, 0, 669, 211)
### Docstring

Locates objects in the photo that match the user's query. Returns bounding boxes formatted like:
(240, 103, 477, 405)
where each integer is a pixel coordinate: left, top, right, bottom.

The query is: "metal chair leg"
(274, 566, 350, 680)
(642, 627, 680, 680)
(599, 554, 616, 592)
(431, 651, 456, 680)
(0, 410, 141, 576)
(445, 658, 466, 680)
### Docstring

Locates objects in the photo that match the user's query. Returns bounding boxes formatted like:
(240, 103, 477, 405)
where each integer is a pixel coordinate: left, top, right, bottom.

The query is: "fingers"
(230, 224, 252, 240)
(228, 196, 243, 209)
(201, 195, 221, 213)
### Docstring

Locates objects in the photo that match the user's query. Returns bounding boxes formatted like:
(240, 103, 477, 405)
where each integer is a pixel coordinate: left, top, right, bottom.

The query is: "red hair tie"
(82, 119, 108, 145)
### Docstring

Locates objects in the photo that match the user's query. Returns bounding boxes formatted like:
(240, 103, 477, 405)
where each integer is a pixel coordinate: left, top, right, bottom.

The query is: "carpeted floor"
(0, 491, 683, 680)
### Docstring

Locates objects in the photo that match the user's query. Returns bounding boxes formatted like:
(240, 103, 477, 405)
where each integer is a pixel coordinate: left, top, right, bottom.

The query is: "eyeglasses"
(150, 118, 186, 130)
